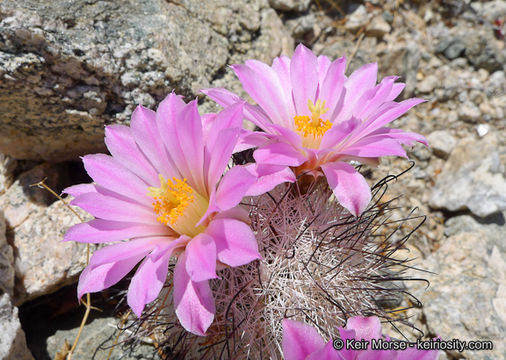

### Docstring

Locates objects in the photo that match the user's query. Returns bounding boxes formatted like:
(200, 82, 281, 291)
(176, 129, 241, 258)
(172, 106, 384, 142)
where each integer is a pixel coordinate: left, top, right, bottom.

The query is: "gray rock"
(378, 41, 421, 96)
(0, 0, 287, 161)
(411, 221, 505, 359)
(0, 210, 15, 297)
(268, 0, 311, 12)
(427, 130, 457, 159)
(487, 70, 506, 97)
(0, 293, 34, 360)
(430, 134, 506, 217)
(458, 101, 482, 123)
(286, 13, 317, 39)
(253, 8, 295, 64)
(46, 316, 157, 360)
(12, 198, 94, 304)
(417, 74, 439, 93)
(476, 124, 490, 137)
(403, 43, 421, 96)
(366, 15, 391, 37)
(444, 211, 505, 238)
(435, 36, 465, 60)
(0, 162, 93, 304)
(0, 154, 17, 196)
(464, 27, 505, 72)
(382, 11, 394, 24)
(471, 0, 506, 22)
(345, 5, 369, 32)
(412, 146, 431, 162)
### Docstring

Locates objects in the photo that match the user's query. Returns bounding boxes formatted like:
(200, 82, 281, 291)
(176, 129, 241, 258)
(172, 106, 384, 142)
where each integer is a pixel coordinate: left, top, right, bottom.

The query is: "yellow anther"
(147, 176, 194, 226)
(294, 98, 332, 149)
(147, 175, 208, 236)
(294, 115, 332, 138)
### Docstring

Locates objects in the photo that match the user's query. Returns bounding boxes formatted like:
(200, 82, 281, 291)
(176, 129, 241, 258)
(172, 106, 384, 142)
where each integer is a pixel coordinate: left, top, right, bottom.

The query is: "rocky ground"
(0, 0, 505, 359)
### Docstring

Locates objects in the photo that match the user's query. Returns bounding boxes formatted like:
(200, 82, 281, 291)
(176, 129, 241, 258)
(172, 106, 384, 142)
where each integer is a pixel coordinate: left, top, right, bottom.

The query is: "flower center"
(294, 99, 332, 148)
(147, 175, 208, 237)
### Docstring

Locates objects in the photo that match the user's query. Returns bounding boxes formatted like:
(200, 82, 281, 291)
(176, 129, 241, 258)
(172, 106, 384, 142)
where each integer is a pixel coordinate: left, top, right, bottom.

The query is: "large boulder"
(412, 213, 506, 359)
(0, 293, 34, 360)
(429, 134, 506, 218)
(0, 162, 93, 304)
(0, 0, 292, 161)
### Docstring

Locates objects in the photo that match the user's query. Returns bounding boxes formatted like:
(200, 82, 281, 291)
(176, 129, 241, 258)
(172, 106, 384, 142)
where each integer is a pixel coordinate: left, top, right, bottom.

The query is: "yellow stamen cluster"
(294, 99, 332, 138)
(294, 116, 332, 137)
(147, 175, 194, 226)
(147, 175, 209, 237)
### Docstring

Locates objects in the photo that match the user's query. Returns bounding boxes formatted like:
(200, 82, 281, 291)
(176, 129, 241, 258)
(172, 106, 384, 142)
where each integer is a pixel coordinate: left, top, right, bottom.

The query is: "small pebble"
(476, 124, 490, 137)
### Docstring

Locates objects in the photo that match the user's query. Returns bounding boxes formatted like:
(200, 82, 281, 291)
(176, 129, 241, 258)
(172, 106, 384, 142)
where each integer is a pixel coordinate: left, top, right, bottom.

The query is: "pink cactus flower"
(204, 44, 427, 216)
(282, 317, 439, 360)
(64, 94, 260, 336)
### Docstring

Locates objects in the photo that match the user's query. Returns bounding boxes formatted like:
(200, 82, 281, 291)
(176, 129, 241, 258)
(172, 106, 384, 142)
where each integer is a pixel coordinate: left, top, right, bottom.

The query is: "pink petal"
(231, 62, 291, 127)
(130, 105, 180, 179)
(64, 219, 171, 243)
(63, 183, 96, 197)
(264, 123, 303, 149)
(321, 162, 371, 217)
(336, 63, 378, 122)
(104, 125, 159, 185)
(201, 87, 241, 107)
(155, 92, 186, 133)
(306, 340, 340, 360)
(234, 130, 272, 153)
(215, 165, 257, 211)
(282, 319, 326, 360)
(127, 242, 174, 317)
(201, 88, 270, 129)
(205, 218, 261, 267)
(174, 100, 207, 194)
(357, 98, 425, 138)
(88, 237, 163, 267)
(213, 206, 250, 224)
(353, 77, 395, 120)
(253, 142, 307, 167)
(202, 113, 217, 143)
(246, 164, 297, 196)
(338, 136, 408, 158)
(206, 102, 244, 151)
(82, 154, 151, 206)
(70, 192, 155, 223)
(205, 123, 242, 193)
(156, 95, 206, 194)
(338, 317, 402, 360)
(244, 58, 293, 127)
(367, 128, 428, 147)
(199, 164, 256, 227)
(244, 163, 296, 196)
(185, 233, 217, 282)
(386, 82, 405, 101)
(336, 328, 358, 360)
(320, 57, 347, 122)
(320, 118, 360, 150)
(195, 188, 219, 227)
(77, 254, 144, 300)
(290, 44, 319, 116)
(155, 94, 189, 177)
(272, 55, 295, 117)
(66, 183, 128, 202)
(317, 55, 332, 86)
(173, 253, 215, 336)
(345, 316, 382, 340)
